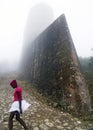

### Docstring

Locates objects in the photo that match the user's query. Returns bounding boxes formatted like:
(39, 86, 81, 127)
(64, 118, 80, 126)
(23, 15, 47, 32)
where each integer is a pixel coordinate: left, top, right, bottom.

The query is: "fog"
(0, 2, 54, 74)
(24, 3, 54, 45)
(0, 0, 93, 74)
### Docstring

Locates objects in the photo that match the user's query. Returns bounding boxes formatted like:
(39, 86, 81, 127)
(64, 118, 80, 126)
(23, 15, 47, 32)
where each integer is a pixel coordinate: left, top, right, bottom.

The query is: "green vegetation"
(79, 56, 93, 108)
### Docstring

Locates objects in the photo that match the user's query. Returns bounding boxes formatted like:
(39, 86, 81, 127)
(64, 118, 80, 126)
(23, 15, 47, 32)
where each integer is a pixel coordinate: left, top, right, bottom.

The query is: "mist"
(24, 3, 54, 45)
(0, 2, 54, 74)
(0, 61, 19, 75)
(0, 0, 93, 74)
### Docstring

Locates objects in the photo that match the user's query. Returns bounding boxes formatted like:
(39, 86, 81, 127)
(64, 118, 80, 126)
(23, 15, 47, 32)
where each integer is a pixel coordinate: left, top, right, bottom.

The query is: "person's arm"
(16, 91, 22, 114)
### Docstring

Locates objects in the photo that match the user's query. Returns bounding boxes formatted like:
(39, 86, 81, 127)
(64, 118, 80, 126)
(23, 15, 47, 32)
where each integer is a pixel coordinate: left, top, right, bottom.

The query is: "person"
(8, 80, 30, 130)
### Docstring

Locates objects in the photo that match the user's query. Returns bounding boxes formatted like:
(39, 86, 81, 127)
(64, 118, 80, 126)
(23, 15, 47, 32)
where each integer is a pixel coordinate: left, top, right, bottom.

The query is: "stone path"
(0, 74, 93, 130)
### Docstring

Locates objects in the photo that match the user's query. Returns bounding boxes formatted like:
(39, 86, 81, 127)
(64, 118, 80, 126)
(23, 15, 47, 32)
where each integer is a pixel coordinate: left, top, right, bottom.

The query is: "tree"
(89, 57, 93, 70)
(88, 48, 93, 70)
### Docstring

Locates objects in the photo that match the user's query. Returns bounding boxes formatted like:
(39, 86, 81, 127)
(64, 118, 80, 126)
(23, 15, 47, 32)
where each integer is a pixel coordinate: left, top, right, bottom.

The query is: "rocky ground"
(0, 74, 93, 130)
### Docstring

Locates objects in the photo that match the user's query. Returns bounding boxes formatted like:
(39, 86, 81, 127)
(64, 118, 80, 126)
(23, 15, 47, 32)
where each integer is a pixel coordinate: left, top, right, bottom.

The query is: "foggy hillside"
(0, 61, 19, 74)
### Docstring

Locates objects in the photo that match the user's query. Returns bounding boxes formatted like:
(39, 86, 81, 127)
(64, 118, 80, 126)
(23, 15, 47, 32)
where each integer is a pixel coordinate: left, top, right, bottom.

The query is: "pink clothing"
(13, 86, 22, 102)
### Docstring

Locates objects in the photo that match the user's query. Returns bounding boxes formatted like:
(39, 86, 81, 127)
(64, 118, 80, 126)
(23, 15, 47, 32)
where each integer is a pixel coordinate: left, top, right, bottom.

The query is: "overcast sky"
(0, 0, 93, 64)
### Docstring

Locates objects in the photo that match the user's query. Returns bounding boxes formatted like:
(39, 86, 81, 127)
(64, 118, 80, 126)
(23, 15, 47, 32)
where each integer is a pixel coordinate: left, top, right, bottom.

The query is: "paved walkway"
(0, 74, 93, 130)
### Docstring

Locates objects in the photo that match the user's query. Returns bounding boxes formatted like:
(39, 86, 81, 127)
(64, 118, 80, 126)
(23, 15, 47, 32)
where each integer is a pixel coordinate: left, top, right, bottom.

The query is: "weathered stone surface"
(0, 127, 7, 130)
(0, 75, 93, 130)
(20, 14, 91, 114)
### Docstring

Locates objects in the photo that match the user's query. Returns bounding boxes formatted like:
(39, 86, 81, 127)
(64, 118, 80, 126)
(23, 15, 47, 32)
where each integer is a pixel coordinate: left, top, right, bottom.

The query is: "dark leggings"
(8, 111, 28, 130)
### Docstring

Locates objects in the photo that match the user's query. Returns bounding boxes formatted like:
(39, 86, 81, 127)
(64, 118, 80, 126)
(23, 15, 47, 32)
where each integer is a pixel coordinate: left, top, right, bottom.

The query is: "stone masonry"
(0, 74, 93, 130)
(20, 14, 91, 114)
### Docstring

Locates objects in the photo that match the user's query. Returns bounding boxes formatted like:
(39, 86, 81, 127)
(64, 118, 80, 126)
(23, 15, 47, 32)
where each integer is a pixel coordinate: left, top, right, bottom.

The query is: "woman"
(8, 80, 30, 130)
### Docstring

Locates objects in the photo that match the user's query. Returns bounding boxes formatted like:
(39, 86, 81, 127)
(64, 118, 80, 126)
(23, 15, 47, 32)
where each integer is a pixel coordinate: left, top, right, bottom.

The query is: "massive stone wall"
(21, 14, 91, 114)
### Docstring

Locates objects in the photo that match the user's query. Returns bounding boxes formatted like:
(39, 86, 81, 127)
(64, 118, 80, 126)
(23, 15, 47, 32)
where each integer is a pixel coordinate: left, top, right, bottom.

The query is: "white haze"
(24, 3, 54, 45)
(0, 0, 93, 73)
